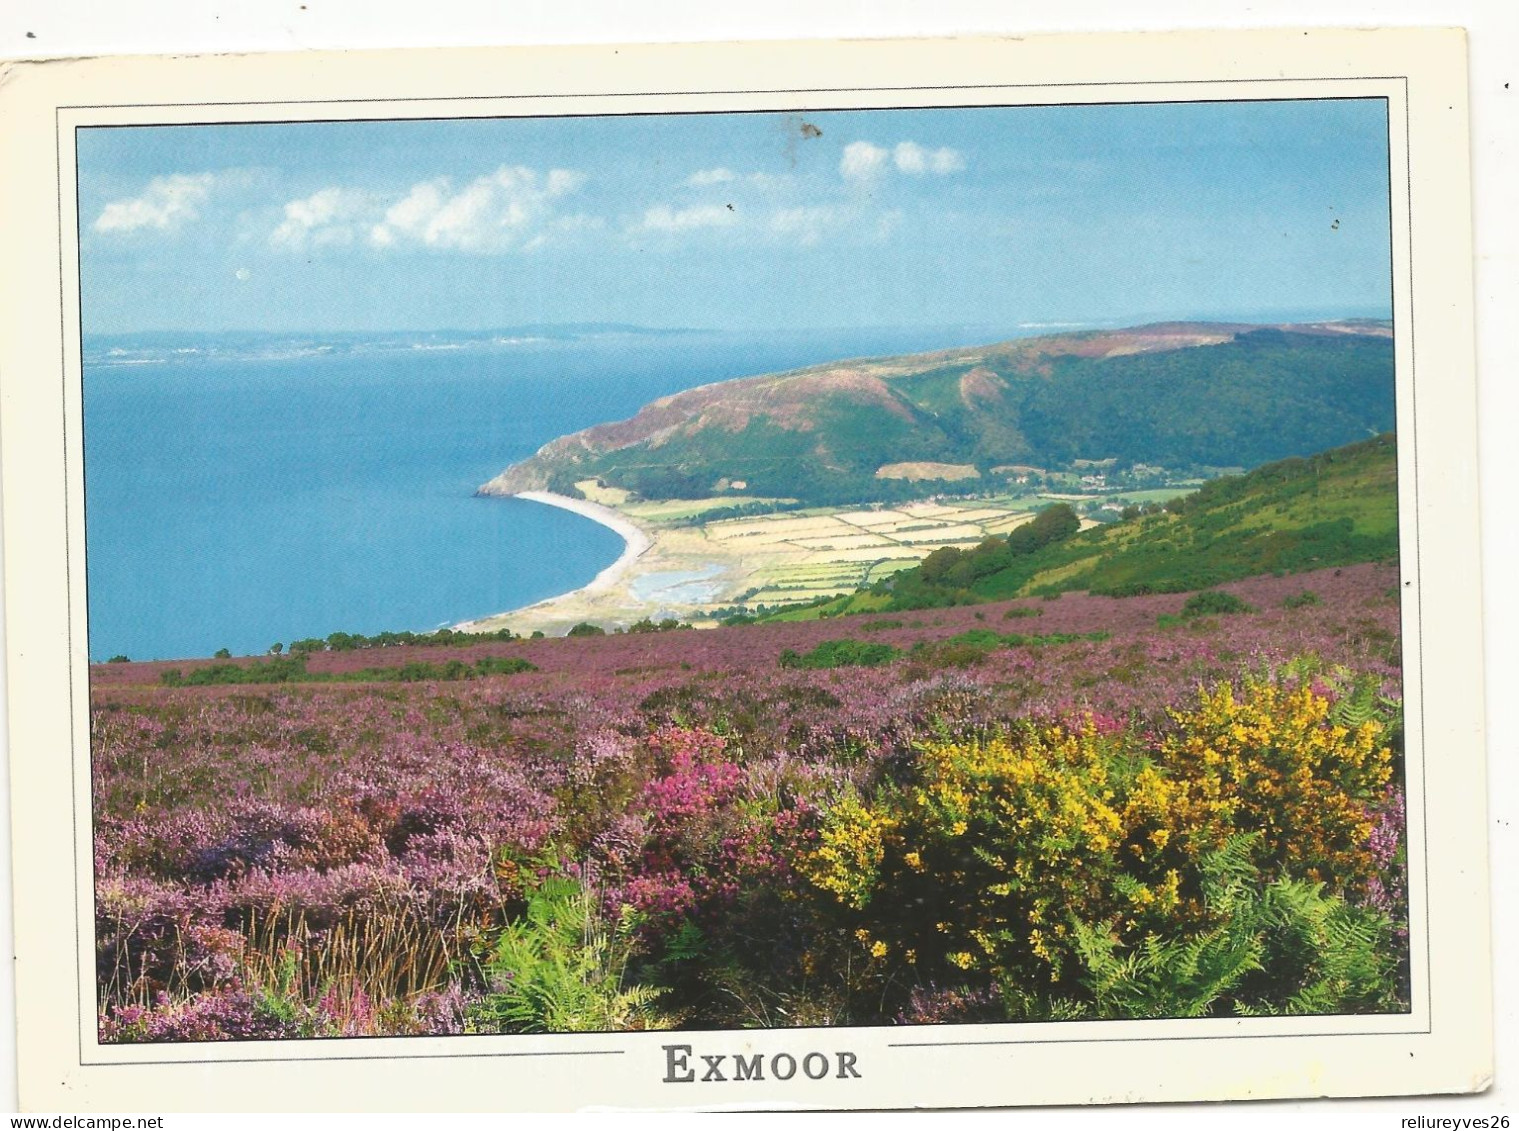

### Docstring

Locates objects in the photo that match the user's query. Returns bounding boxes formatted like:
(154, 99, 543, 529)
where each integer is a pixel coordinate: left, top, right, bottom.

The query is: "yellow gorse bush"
(801, 677, 1395, 989)
(805, 790, 894, 911)
(1157, 681, 1391, 888)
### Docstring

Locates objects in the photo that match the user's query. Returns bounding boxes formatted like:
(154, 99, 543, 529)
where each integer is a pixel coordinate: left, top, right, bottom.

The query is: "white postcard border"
(1, 29, 1488, 1112)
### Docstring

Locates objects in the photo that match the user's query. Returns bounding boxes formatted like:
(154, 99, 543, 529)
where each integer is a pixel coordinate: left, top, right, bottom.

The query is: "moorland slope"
(480, 321, 1394, 506)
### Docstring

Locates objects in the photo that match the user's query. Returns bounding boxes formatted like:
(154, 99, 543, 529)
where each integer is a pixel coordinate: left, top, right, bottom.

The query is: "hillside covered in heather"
(92, 562, 1409, 1039)
(480, 321, 1394, 506)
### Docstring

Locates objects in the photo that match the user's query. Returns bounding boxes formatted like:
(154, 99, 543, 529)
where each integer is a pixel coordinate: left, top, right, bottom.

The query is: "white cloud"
(370, 180, 443, 248)
(840, 141, 890, 181)
(687, 167, 736, 186)
(270, 187, 372, 248)
(631, 204, 738, 234)
(624, 193, 898, 249)
(368, 165, 586, 253)
(891, 141, 966, 175)
(892, 142, 931, 174)
(841, 141, 966, 181)
(928, 147, 966, 175)
(93, 173, 216, 234)
(546, 169, 586, 196)
(768, 205, 838, 247)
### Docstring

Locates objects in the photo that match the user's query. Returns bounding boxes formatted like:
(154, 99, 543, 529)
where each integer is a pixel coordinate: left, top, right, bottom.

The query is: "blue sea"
(83, 324, 1035, 662)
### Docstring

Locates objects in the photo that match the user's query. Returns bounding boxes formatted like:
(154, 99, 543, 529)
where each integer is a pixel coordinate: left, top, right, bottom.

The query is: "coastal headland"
(460, 320, 1394, 637)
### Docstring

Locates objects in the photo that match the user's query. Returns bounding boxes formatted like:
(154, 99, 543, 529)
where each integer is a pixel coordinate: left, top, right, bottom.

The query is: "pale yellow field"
(801, 546, 921, 563)
(899, 502, 964, 518)
(833, 509, 905, 527)
(574, 479, 633, 507)
(748, 562, 869, 581)
(704, 507, 1032, 566)
(982, 514, 1037, 534)
(714, 516, 843, 537)
(678, 499, 1041, 604)
(893, 524, 987, 544)
(864, 558, 923, 581)
(623, 496, 777, 522)
(942, 507, 1018, 523)
(875, 461, 981, 481)
(788, 534, 895, 550)
(464, 491, 1043, 636)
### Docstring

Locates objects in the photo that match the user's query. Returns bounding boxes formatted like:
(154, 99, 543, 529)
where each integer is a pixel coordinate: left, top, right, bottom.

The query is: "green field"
(761, 434, 1398, 619)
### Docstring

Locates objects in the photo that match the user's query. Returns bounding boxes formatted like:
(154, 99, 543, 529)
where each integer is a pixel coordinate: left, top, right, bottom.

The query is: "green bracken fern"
(1070, 837, 1401, 1019)
(468, 876, 667, 1033)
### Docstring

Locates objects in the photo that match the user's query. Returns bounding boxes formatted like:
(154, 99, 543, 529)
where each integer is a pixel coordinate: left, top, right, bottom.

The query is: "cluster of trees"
(160, 653, 537, 687)
(881, 504, 1082, 608)
(778, 639, 902, 670)
(666, 500, 806, 527)
(544, 470, 589, 500)
(105, 625, 525, 667)
(279, 626, 519, 655)
(627, 618, 692, 634)
(567, 618, 693, 638)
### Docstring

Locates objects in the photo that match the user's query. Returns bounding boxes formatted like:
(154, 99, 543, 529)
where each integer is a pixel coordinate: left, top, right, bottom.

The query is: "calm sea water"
(83, 326, 1018, 661)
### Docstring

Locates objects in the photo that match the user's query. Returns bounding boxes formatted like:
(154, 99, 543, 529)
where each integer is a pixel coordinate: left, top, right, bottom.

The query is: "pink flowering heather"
(89, 562, 1408, 1038)
(1364, 788, 1409, 941)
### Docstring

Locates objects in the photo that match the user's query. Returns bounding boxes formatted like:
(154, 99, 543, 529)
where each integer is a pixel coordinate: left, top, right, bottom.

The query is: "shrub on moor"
(799, 676, 1395, 1015)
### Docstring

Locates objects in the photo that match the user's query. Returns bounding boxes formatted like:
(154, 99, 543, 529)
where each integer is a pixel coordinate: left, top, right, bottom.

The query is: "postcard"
(0, 27, 1491, 1112)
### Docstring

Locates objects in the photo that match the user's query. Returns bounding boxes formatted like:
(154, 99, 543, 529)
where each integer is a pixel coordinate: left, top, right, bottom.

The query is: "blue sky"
(76, 100, 1393, 334)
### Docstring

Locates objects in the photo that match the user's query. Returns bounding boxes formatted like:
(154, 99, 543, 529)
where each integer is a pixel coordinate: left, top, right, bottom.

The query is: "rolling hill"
(798, 432, 1399, 617)
(479, 320, 1395, 506)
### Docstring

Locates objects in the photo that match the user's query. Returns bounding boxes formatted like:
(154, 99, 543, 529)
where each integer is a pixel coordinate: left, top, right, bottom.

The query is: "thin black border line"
(86, 1048, 625, 1068)
(887, 1024, 1431, 1049)
(63, 93, 1398, 137)
(1400, 73, 1436, 1028)
(56, 105, 88, 1072)
(56, 73, 1415, 114)
(57, 78, 1426, 1071)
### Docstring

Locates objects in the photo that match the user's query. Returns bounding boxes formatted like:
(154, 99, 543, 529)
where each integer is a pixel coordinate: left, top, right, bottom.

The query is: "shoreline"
(457, 490, 1043, 638)
(457, 490, 654, 627)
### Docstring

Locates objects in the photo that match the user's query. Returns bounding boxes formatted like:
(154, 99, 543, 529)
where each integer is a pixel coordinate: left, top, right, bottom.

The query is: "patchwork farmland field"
(461, 488, 1060, 637)
(700, 501, 1043, 605)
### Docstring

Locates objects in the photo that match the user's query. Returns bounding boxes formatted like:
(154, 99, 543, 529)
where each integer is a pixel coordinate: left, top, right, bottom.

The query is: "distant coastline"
(91, 326, 1023, 659)
(458, 491, 654, 628)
